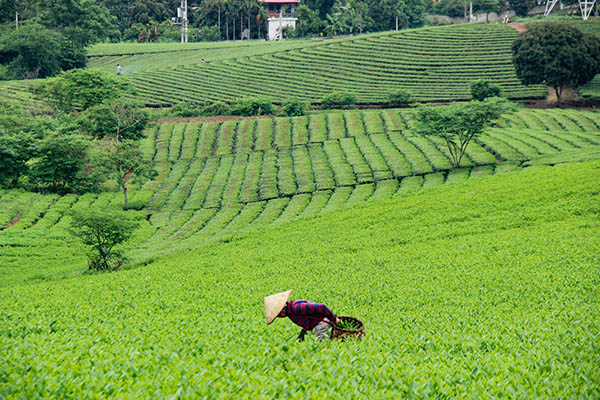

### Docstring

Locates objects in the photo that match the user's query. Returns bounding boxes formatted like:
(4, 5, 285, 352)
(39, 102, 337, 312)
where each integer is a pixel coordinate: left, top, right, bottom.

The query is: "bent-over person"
(264, 289, 340, 341)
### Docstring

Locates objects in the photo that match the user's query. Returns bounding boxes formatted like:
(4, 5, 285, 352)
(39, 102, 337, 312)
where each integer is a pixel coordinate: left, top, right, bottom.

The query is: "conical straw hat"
(264, 289, 292, 325)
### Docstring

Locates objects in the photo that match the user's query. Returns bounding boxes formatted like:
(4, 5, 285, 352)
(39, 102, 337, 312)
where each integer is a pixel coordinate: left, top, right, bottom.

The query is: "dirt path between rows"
(507, 22, 527, 34)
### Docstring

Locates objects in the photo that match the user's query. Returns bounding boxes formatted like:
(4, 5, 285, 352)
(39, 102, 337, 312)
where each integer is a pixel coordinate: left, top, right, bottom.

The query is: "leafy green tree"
(81, 101, 149, 141)
(414, 97, 515, 166)
(508, 0, 534, 17)
(0, 133, 36, 188)
(388, 89, 414, 106)
(512, 24, 600, 106)
(0, 24, 66, 79)
(283, 97, 308, 116)
(470, 79, 501, 101)
(29, 133, 91, 193)
(36, 69, 129, 113)
(69, 208, 138, 271)
(38, 0, 116, 46)
(474, 0, 502, 22)
(93, 141, 156, 208)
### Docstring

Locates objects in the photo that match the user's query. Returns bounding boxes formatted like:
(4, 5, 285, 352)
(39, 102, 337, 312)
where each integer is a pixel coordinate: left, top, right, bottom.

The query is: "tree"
(508, 0, 534, 17)
(474, 0, 502, 22)
(29, 133, 91, 193)
(0, 24, 67, 80)
(69, 209, 138, 271)
(0, 133, 36, 188)
(470, 79, 501, 101)
(93, 141, 156, 208)
(38, 0, 116, 46)
(414, 97, 515, 167)
(512, 24, 600, 107)
(36, 69, 129, 113)
(82, 101, 149, 141)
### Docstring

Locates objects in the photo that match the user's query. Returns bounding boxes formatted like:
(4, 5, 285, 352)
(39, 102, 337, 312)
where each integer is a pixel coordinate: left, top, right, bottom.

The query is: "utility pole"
(178, 0, 188, 43)
(15, 11, 18, 29)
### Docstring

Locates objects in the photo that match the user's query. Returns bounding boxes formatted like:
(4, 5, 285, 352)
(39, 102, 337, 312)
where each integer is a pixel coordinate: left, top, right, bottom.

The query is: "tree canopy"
(413, 97, 515, 167)
(512, 23, 600, 106)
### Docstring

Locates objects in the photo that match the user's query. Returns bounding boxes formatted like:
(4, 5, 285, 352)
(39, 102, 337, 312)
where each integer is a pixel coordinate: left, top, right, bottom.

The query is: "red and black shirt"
(285, 300, 337, 331)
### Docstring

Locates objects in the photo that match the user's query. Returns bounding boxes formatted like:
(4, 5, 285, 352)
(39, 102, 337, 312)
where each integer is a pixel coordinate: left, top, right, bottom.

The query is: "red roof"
(259, 0, 300, 3)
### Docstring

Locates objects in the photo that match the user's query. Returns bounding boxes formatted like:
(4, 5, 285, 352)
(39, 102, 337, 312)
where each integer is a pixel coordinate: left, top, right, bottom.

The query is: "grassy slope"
(0, 160, 599, 398)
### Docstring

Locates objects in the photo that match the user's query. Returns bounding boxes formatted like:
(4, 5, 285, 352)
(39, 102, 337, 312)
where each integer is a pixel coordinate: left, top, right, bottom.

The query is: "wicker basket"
(331, 316, 365, 340)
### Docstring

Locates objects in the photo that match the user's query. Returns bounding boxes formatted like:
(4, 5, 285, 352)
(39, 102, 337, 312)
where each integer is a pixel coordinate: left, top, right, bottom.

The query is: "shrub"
(283, 97, 307, 116)
(470, 79, 501, 101)
(231, 97, 274, 116)
(69, 209, 138, 271)
(192, 26, 220, 42)
(202, 101, 230, 116)
(320, 91, 357, 109)
(388, 89, 414, 106)
(173, 102, 202, 117)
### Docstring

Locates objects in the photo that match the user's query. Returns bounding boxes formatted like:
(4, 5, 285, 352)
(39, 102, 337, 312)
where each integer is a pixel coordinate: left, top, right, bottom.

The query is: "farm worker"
(264, 289, 340, 341)
(116, 64, 122, 75)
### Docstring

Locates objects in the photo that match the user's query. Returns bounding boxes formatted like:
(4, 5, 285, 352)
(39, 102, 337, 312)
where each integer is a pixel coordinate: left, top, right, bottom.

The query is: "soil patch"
(507, 22, 527, 34)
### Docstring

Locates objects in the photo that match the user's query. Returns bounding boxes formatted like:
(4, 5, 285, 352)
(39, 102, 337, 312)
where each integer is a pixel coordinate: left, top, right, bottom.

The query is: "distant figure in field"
(117, 64, 122, 75)
(264, 289, 340, 341)
(503, 14, 509, 24)
(201, 58, 205, 64)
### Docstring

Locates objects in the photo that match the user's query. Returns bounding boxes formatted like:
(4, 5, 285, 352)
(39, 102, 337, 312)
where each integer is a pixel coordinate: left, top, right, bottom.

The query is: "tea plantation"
(1, 106, 599, 397)
(86, 23, 547, 106)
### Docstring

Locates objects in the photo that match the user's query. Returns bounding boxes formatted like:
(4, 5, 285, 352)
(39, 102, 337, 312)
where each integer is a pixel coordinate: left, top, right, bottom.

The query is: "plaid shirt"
(285, 300, 337, 331)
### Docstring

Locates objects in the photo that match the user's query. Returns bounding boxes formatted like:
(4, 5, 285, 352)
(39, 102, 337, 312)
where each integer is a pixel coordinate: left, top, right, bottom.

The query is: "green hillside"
(2, 107, 599, 286)
(1, 156, 598, 397)
(87, 23, 547, 106)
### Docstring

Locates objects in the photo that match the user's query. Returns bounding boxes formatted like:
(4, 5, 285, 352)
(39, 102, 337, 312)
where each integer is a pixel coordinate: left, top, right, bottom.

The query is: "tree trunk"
(123, 185, 128, 208)
(218, 8, 222, 37)
(233, 17, 236, 40)
(226, 16, 229, 40)
(554, 85, 563, 107)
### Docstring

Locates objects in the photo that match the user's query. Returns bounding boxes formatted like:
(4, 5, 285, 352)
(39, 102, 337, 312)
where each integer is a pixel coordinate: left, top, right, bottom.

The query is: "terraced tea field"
(2, 107, 599, 285)
(88, 23, 547, 106)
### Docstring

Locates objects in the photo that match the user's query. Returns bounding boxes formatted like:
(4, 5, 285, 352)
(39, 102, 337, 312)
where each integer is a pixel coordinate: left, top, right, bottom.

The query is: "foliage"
(512, 23, 600, 106)
(321, 91, 357, 109)
(414, 97, 515, 166)
(470, 79, 501, 101)
(192, 25, 221, 42)
(388, 89, 414, 106)
(0, 23, 86, 80)
(81, 101, 149, 141)
(282, 97, 308, 116)
(69, 208, 138, 271)
(35, 69, 130, 113)
(92, 140, 156, 208)
(29, 133, 91, 193)
(508, 0, 534, 17)
(231, 97, 274, 116)
(0, 132, 36, 188)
